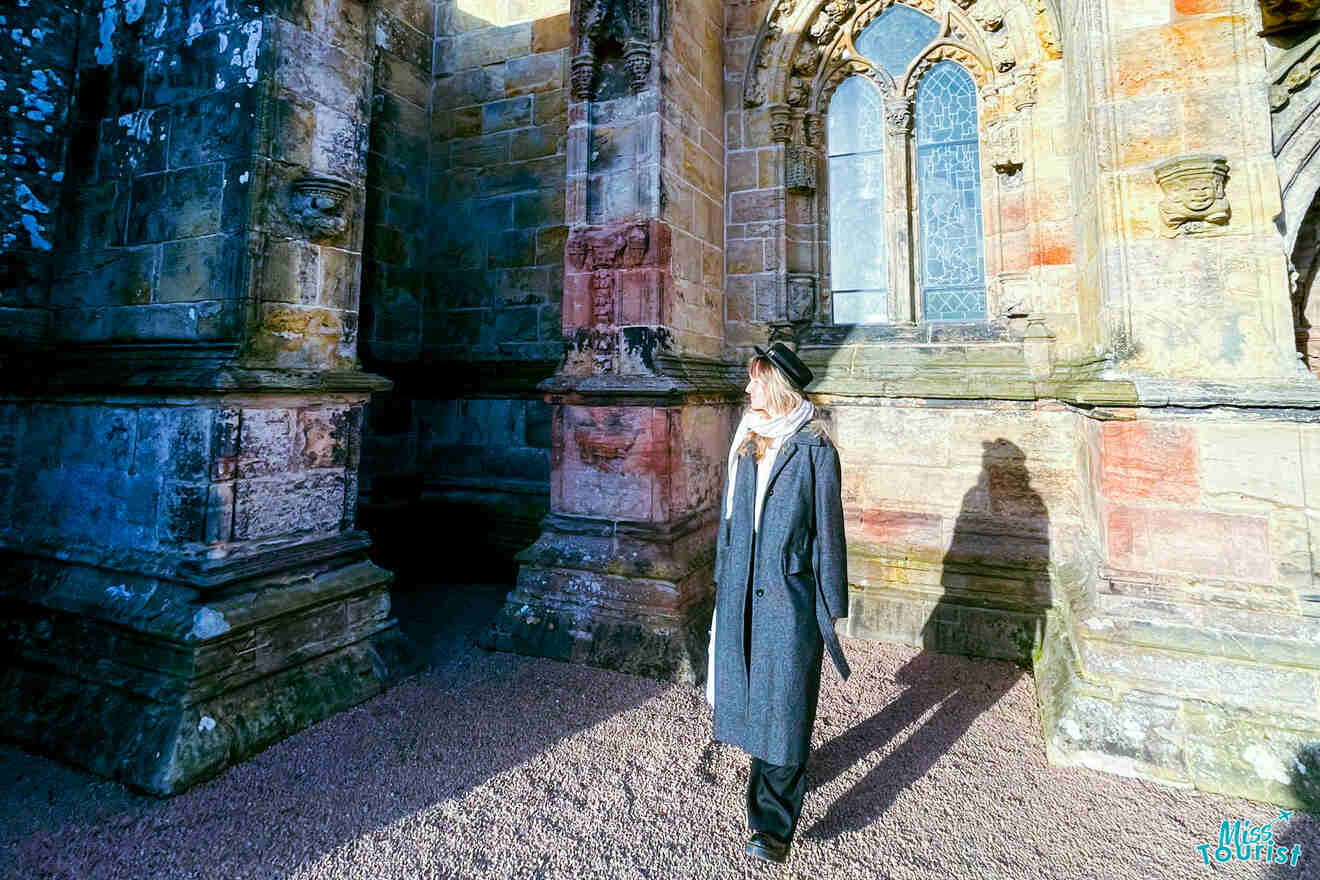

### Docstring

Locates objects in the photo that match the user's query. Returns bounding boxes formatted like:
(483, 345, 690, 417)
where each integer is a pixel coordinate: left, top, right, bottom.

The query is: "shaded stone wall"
(357, 0, 569, 580)
(52, 0, 267, 349)
(0, 0, 412, 796)
(0, 0, 80, 351)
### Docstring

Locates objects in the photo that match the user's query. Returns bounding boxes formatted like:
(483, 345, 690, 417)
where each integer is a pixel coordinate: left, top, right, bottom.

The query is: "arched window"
(827, 7, 987, 324)
(828, 76, 888, 324)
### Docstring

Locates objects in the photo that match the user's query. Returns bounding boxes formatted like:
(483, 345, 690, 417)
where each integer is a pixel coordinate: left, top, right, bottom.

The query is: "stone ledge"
(0, 558, 417, 795)
(844, 586, 1044, 665)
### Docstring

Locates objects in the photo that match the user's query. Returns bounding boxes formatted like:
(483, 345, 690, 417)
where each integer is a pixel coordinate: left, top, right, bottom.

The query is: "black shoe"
(745, 831, 790, 863)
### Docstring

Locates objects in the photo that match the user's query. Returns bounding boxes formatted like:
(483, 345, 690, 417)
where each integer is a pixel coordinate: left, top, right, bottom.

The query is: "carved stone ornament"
(885, 98, 914, 135)
(788, 274, 816, 322)
(810, 0, 855, 44)
(290, 175, 352, 239)
(1259, 0, 1320, 35)
(623, 39, 651, 92)
(570, 0, 654, 101)
(806, 112, 826, 148)
(786, 76, 809, 107)
(968, 0, 1006, 30)
(1154, 155, 1231, 238)
(769, 104, 794, 142)
(1012, 69, 1038, 110)
(786, 145, 818, 193)
(566, 223, 651, 272)
(987, 118, 1023, 175)
(1270, 36, 1320, 112)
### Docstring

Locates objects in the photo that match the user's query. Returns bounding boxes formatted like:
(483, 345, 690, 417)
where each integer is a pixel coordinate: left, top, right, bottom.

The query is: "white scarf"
(723, 399, 815, 520)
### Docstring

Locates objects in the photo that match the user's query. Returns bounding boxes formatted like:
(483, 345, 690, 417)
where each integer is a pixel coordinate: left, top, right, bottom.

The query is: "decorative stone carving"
(987, 118, 1023, 175)
(788, 274, 816, 322)
(625, 223, 648, 264)
(1154, 155, 1231, 237)
(623, 40, 652, 92)
(592, 271, 615, 326)
(1012, 69, 1038, 110)
(988, 33, 1016, 72)
(793, 44, 822, 77)
(968, 0, 1006, 30)
(769, 104, 794, 142)
(885, 97, 914, 135)
(570, 0, 654, 101)
(745, 78, 768, 108)
(290, 175, 352, 239)
(570, 53, 594, 100)
(1259, 0, 1320, 35)
(786, 76, 809, 107)
(1270, 37, 1320, 112)
(786, 146, 818, 193)
(805, 112, 826, 148)
(810, 0, 855, 43)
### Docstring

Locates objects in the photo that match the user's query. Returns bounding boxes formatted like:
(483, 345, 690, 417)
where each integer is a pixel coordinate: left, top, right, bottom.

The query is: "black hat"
(754, 342, 814, 390)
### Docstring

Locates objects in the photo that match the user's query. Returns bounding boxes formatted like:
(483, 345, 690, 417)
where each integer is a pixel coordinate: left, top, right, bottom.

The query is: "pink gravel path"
(2, 633, 1316, 880)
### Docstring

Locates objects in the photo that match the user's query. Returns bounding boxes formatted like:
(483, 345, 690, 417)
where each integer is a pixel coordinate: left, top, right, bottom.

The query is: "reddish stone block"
(618, 268, 664, 325)
(562, 272, 591, 329)
(856, 508, 943, 552)
(1106, 504, 1271, 581)
(1099, 421, 1199, 503)
(1034, 223, 1074, 267)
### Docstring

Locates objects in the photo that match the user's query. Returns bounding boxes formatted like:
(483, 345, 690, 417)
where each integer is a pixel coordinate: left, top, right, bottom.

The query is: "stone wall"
(356, 0, 569, 581)
(0, 0, 80, 350)
(830, 400, 1084, 660)
(657, 0, 725, 359)
(51, 0, 267, 349)
(1062, 0, 1297, 379)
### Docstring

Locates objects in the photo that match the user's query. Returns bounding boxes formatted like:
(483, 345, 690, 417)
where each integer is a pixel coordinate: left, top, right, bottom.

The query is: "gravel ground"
(2, 585, 1316, 880)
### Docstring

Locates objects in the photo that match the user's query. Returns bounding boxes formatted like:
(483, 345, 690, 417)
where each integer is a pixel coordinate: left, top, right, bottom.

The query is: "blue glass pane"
(916, 62, 985, 322)
(827, 75, 885, 157)
(829, 152, 887, 293)
(855, 5, 940, 79)
(833, 290, 888, 324)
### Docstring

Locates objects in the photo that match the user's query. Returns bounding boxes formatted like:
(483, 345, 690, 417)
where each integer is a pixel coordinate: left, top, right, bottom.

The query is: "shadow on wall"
(803, 438, 1047, 837)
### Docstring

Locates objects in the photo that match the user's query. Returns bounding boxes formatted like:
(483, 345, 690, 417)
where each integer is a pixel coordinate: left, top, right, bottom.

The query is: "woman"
(707, 342, 852, 864)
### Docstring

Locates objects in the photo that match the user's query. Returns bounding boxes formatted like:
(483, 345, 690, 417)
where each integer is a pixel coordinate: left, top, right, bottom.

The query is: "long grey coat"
(712, 420, 851, 767)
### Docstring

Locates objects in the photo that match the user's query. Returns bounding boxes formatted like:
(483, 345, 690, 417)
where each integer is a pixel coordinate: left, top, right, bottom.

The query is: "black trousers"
(746, 756, 807, 843)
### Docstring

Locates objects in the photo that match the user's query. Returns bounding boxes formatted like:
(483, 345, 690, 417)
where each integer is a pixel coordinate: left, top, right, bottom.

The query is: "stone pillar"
(0, 0, 413, 795)
(484, 0, 733, 682)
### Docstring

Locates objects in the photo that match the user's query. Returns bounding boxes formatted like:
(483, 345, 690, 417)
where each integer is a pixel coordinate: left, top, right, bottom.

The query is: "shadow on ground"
(804, 651, 1022, 840)
(0, 581, 664, 879)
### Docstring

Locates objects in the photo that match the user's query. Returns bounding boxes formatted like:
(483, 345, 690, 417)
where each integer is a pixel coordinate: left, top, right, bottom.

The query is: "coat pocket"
(785, 548, 811, 576)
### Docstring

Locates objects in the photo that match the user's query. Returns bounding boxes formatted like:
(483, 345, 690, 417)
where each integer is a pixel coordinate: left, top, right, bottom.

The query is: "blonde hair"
(744, 355, 805, 460)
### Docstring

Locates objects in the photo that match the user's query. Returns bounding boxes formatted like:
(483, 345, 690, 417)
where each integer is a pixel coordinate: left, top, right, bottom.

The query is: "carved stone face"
(1169, 176, 1221, 212)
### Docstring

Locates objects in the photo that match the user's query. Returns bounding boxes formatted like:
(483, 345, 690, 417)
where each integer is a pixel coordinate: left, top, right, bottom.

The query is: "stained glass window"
(855, 6, 940, 79)
(915, 62, 986, 321)
(829, 76, 888, 324)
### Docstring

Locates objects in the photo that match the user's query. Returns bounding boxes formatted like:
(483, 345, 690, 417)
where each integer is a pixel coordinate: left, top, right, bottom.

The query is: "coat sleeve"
(813, 443, 849, 621)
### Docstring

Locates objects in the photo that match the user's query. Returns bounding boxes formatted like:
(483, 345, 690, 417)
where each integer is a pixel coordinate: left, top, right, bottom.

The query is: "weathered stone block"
(260, 238, 321, 304)
(157, 235, 242, 303)
(1099, 421, 1199, 503)
(127, 165, 225, 244)
(456, 23, 532, 70)
(505, 52, 563, 97)
(1200, 423, 1303, 509)
(134, 407, 214, 483)
(169, 90, 260, 167)
(1106, 504, 1271, 582)
(233, 471, 346, 540)
(236, 408, 296, 478)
